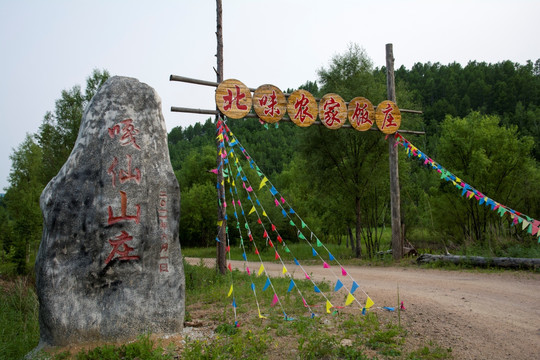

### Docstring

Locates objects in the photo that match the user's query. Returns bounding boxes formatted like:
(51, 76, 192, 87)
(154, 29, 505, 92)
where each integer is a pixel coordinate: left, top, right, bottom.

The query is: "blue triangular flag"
(329, 253, 335, 261)
(270, 186, 278, 196)
(294, 258, 300, 266)
(232, 298, 237, 308)
(334, 280, 343, 292)
(247, 195, 251, 200)
(312, 248, 317, 256)
(263, 278, 271, 291)
(289, 208, 295, 214)
(287, 280, 295, 293)
(234, 211, 238, 219)
(281, 209, 287, 217)
(215, 237, 220, 243)
(251, 283, 255, 292)
(350, 281, 359, 294)
(242, 176, 247, 181)
(242, 252, 247, 261)
(314, 285, 321, 293)
(224, 214, 228, 220)
(256, 199, 260, 206)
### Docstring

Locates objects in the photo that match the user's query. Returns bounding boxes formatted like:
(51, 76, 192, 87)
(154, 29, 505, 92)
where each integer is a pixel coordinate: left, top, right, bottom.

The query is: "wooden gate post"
(215, 0, 227, 274)
(386, 43, 404, 260)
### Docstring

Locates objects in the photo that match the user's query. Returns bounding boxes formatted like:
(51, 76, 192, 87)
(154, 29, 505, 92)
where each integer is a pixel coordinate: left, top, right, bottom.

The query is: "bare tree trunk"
(348, 226, 355, 253)
(355, 196, 362, 258)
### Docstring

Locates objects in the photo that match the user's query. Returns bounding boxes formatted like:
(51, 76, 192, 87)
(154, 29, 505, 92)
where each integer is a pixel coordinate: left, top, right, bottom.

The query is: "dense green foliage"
(2, 47, 540, 275)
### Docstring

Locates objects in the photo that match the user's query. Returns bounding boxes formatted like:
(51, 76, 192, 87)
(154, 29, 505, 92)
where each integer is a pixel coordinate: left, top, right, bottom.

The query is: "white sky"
(1, 0, 539, 191)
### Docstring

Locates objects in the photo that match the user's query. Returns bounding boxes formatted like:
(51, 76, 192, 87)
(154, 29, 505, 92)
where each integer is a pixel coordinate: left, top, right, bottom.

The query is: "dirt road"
(185, 257, 540, 359)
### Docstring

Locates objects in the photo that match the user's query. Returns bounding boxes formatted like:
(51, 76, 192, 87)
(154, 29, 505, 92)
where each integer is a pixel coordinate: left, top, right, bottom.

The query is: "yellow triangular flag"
(262, 211, 268, 217)
(249, 206, 256, 215)
(282, 265, 288, 274)
(326, 300, 333, 314)
(216, 133, 223, 140)
(259, 176, 268, 189)
(228, 284, 233, 297)
(217, 220, 223, 227)
(258, 264, 265, 276)
(522, 219, 530, 231)
(258, 309, 267, 319)
(365, 296, 374, 309)
(232, 180, 235, 187)
(345, 293, 355, 306)
(235, 157, 239, 163)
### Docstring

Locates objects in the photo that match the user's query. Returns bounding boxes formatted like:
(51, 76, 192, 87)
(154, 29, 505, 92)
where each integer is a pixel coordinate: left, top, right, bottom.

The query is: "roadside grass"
(2, 261, 453, 359)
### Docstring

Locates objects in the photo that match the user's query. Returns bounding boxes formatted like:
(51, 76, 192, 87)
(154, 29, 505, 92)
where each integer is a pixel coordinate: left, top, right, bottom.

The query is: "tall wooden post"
(215, 0, 227, 274)
(386, 43, 403, 260)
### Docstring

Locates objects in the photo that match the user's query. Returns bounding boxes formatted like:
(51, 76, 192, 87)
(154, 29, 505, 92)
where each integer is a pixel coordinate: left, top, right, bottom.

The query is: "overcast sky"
(1, 0, 538, 191)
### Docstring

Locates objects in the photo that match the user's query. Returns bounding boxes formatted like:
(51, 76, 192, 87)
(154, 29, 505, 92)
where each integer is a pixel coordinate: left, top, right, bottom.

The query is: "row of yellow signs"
(215, 79, 401, 134)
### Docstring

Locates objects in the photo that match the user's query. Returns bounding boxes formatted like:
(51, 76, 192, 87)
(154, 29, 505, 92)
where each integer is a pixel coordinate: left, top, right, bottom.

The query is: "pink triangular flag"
(246, 266, 250, 275)
(246, 186, 253, 192)
(280, 196, 285, 204)
(305, 273, 310, 280)
(341, 266, 347, 276)
(302, 298, 308, 307)
(271, 294, 279, 307)
(274, 199, 279, 207)
(210, 168, 218, 174)
(323, 262, 330, 269)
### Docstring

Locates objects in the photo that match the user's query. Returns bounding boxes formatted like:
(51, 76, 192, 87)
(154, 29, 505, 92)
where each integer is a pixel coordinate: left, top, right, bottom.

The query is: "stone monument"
(35, 76, 184, 347)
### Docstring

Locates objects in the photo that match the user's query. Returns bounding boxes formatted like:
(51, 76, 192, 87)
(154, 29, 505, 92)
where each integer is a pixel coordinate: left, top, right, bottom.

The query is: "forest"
(2, 45, 540, 275)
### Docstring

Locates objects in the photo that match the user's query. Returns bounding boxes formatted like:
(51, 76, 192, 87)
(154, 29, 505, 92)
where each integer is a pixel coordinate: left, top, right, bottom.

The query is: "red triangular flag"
(255, 248, 259, 255)
(226, 245, 230, 253)
(263, 230, 268, 238)
(228, 263, 232, 272)
(257, 218, 262, 224)
(271, 224, 276, 231)
(277, 235, 283, 243)
(249, 234, 253, 241)
(269, 240, 274, 248)
(275, 251, 280, 260)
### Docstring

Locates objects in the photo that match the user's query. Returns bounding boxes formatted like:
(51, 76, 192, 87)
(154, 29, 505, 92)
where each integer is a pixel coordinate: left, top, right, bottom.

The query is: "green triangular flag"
(284, 245, 290, 253)
(289, 220, 295, 226)
(298, 232, 306, 240)
(316, 239, 323, 247)
(301, 221, 307, 229)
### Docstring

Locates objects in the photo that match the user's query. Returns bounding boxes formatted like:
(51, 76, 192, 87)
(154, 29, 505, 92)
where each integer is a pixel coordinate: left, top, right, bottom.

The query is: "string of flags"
(393, 132, 540, 241)
(214, 118, 376, 323)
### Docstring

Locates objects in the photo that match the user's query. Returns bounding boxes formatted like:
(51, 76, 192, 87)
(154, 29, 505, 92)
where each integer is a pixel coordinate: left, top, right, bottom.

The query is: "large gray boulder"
(35, 76, 184, 347)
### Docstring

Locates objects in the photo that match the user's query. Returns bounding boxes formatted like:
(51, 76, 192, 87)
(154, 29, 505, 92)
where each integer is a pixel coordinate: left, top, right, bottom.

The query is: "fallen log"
(416, 254, 540, 270)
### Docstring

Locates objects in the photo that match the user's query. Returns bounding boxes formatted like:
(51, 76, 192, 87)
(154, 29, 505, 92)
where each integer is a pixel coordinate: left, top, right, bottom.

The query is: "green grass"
(1, 261, 453, 359)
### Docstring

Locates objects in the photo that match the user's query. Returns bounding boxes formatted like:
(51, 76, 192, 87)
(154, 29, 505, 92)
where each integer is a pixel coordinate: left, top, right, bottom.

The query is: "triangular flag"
(305, 273, 310, 280)
(262, 211, 268, 217)
(275, 251, 280, 260)
(259, 176, 268, 189)
(301, 221, 307, 228)
(268, 239, 273, 247)
(258, 264, 264, 276)
(312, 248, 317, 256)
(255, 248, 259, 255)
(263, 230, 268, 238)
(345, 293, 355, 306)
(522, 219, 530, 231)
(341, 267, 347, 276)
(323, 262, 330, 269)
(277, 235, 282, 243)
(316, 239, 323, 247)
(232, 299, 237, 308)
(271, 294, 279, 307)
(287, 280, 295, 292)
(246, 267, 251, 275)
(250, 283, 255, 291)
(314, 285, 321, 293)
(242, 252, 247, 261)
(280, 196, 285, 204)
(263, 278, 271, 291)
(289, 208, 295, 214)
(329, 253, 335, 261)
(281, 209, 287, 217)
(217, 220, 223, 226)
(270, 186, 278, 196)
(228, 263, 232, 272)
(284, 245, 290, 253)
(298, 232, 306, 240)
(271, 224, 276, 231)
(302, 298, 308, 308)
(289, 220, 295, 226)
(365, 296, 374, 309)
(294, 258, 300, 266)
(282, 265, 288, 274)
(228, 285, 233, 297)
(326, 300, 333, 314)
(246, 186, 253, 192)
(249, 206, 256, 215)
(258, 309, 267, 319)
(350, 281, 359, 294)
(257, 218, 262, 224)
(334, 280, 344, 292)
(274, 199, 279, 207)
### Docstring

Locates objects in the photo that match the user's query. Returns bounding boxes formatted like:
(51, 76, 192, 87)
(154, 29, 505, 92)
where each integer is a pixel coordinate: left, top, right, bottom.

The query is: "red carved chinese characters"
(107, 155, 141, 187)
(107, 191, 141, 225)
(105, 231, 140, 264)
(223, 85, 248, 111)
(158, 191, 170, 273)
(322, 97, 342, 127)
(108, 119, 141, 150)
(381, 103, 398, 129)
(294, 93, 314, 123)
(259, 90, 281, 117)
(352, 103, 371, 126)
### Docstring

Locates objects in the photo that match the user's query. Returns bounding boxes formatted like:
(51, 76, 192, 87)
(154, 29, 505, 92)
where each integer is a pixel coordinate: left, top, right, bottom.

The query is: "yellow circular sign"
(375, 100, 401, 134)
(348, 97, 375, 131)
(319, 93, 347, 130)
(287, 90, 318, 127)
(215, 79, 252, 119)
(253, 84, 286, 123)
